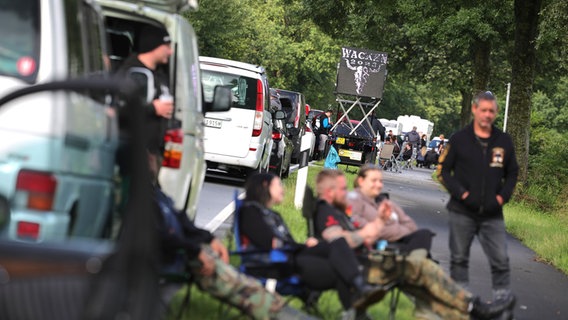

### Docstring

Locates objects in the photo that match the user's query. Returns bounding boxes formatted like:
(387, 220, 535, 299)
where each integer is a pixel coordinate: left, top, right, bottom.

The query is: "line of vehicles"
(0, 0, 319, 246)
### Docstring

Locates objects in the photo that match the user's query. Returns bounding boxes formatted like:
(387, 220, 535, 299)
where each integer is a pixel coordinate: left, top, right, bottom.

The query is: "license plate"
(336, 137, 345, 145)
(204, 118, 222, 128)
(338, 149, 362, 161)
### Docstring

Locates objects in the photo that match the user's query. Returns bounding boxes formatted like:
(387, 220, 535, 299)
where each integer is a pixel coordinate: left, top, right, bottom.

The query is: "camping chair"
(398, 142, 414, 171)
(230, 190, 320, 314)
(378, 144, 402, 173)
(303, 186, 401, 319)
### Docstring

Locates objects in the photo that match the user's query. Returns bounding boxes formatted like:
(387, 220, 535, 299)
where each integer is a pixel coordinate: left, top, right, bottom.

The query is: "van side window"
(64, 0, 107, 77)
(64, 0, 84, 77)
(0, 1, 40, 83)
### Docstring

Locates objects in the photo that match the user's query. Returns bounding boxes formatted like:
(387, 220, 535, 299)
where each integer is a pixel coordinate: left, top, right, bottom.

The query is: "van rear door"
(201, 68, 260, 158)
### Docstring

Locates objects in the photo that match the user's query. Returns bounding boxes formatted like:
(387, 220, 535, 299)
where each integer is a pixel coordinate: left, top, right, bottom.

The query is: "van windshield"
(0, 0, 40, 83)
(201, 70, 258, 110)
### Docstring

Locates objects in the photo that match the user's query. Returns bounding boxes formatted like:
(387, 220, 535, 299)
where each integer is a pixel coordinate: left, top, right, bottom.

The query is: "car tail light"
(163, 128, 183, 169)
(348, 141, 356, 147)
(305, 125, 312, 133)
(252, 80, 264, 137)
(17, 221, 40, 240)
(16, 170, 56, 211)
(272, 131, 282, 140)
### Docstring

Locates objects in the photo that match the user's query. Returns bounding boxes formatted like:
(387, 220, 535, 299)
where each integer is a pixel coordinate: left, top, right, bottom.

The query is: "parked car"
(269, 110, 293, 178)
(330, 120, 378, 166)
(426, 137, 449, 152)
(276, 89, 306, 163)
(200, 57, 273, 177)
(0, 0, 118, 242)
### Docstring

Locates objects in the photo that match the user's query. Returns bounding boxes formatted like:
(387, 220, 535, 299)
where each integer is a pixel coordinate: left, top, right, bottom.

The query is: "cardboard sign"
(335, 47, 388, 98)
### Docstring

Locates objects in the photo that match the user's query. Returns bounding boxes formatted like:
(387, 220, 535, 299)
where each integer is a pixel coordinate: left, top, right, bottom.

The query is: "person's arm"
(497, 136, 519, 204)
(316, 201, 388, 248)
(437, 140, 468, 200)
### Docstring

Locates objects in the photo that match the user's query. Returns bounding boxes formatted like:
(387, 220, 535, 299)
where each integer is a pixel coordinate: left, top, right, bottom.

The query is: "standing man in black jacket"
(437, 91, 519, 304)
(117, 25, 174, 180)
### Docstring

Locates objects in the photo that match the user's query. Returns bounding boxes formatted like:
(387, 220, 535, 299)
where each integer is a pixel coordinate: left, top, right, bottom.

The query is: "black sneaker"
(470, 294, 516, 320)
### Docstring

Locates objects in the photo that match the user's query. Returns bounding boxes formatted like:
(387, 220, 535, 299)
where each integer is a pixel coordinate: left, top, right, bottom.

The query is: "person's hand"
(305, 237, 318, 247)
(209, 238, 229, 263)
(496, 194, 504, 206)
(153, 99, 174, 119)
(461, 191, 470, 200)
(197, 249, 216, 276)
(377, 200, 392, 221)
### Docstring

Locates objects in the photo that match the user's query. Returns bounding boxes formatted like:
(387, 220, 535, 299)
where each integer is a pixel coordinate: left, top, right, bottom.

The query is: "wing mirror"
(273, 110, 286, 120)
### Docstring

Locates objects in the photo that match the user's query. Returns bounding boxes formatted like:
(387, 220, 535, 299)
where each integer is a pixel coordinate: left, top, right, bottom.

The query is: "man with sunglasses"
(437, 91, 519, 307)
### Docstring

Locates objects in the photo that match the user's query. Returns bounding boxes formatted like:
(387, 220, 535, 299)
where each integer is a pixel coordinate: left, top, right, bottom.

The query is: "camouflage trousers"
(190, 245, 285, 320)
(366, 249, 472, 320)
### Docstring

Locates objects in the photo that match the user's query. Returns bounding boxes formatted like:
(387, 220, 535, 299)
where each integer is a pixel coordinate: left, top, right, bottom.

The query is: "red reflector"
(249, 148, 257, 151)
(348, 142, 356, 147)
(272, 132, 282, 140)
(163, 129, 183, 168)
(17, 221, 40, 240)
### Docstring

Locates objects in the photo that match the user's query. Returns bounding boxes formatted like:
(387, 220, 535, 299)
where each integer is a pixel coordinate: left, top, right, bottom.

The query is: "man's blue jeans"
(448, 211, 510, 290)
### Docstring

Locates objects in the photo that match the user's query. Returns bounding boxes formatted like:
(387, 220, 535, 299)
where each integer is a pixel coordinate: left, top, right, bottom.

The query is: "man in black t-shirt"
(117, 25, 174, 178)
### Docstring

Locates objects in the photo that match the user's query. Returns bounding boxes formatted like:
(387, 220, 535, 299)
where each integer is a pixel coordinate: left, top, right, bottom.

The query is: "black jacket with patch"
(438, 123, 519, 218)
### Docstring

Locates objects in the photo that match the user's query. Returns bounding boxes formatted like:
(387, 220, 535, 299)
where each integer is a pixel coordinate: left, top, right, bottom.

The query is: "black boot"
(470, 294, 516, 320)
(351, 275, 385, 310)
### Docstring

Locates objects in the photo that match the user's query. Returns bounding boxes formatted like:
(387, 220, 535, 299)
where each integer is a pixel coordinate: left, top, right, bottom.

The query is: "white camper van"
(0, 0, 118, 242)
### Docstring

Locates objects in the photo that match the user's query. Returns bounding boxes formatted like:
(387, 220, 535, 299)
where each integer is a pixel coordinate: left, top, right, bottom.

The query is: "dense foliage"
(187, 0, 568, 215)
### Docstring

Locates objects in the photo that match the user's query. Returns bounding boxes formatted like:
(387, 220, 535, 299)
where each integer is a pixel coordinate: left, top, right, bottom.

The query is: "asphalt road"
(380, 166, 568, 320)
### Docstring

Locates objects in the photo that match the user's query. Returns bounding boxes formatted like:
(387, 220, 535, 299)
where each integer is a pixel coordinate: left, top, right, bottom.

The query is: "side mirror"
(274, 110, 286, 120)
(126, 67, 155, 104)
(204, 85, 232, 113)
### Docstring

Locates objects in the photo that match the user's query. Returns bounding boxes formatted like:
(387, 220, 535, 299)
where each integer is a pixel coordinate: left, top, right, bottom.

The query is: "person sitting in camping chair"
(238, 173, 385, 316)
(313, 169, 516, 320)
(149, 154, 314, 320)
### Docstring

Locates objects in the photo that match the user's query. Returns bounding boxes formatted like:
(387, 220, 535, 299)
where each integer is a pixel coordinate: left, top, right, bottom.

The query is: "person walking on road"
(437, 91, 519, 304)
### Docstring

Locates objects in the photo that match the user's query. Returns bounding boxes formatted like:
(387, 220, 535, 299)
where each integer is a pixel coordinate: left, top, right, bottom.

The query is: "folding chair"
(378, 144, 402, 173)
(230, 190, 320, 314)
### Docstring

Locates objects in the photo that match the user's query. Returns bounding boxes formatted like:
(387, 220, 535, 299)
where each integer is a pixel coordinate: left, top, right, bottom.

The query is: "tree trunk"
(460, 40, 490, 128)
(460, 90, 472, 127)
(509, 0, 542, 184)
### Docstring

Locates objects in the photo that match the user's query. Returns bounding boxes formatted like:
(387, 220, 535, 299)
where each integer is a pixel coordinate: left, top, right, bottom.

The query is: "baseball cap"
(138, 26, 171, 53)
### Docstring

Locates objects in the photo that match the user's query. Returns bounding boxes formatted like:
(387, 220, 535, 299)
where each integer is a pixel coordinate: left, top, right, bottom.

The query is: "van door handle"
(207, 116, 231, 121)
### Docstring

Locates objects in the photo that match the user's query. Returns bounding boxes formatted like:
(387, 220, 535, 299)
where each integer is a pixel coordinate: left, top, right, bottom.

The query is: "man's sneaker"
(470, 294, 516, 320)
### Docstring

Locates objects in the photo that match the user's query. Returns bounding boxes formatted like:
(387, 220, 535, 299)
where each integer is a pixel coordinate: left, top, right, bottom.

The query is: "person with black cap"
(116, 25, 174, 183)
